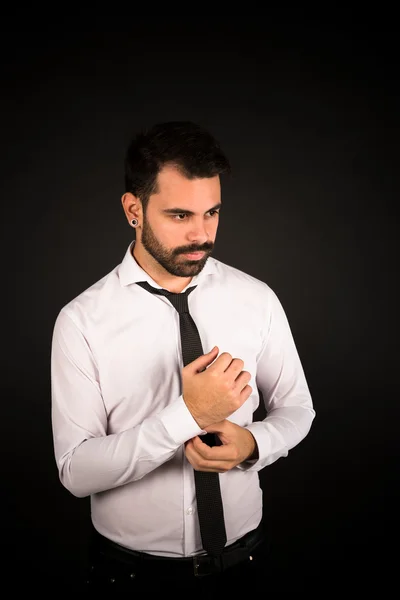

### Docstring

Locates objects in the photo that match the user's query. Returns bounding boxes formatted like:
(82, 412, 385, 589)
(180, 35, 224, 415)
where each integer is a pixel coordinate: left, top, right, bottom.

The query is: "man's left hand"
(184, 420, 258, 473)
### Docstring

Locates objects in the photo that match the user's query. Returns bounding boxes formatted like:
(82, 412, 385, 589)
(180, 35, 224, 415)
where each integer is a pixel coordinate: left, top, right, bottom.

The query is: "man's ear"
(121, 192, 142, 225)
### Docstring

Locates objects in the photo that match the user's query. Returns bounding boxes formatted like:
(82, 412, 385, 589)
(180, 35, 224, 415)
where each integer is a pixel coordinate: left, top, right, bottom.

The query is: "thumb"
(189, 346, 219, 373)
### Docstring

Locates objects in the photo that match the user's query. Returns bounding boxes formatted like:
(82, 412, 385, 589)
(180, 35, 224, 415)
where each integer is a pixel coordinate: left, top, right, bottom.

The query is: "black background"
(3, 18, 397, 593)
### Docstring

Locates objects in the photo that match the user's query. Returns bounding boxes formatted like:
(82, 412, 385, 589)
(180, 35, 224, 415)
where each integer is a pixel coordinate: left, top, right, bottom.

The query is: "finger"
(187, 346, 219, 374)
(233, 370, 252, 390)
(193, 436, 236, 461)
(208, 352, 236, 373)
(195, 464, 230, 473)
(239, 384, 253, 402)
(226, 357, 246, 378)
(185, 444, 233, 473)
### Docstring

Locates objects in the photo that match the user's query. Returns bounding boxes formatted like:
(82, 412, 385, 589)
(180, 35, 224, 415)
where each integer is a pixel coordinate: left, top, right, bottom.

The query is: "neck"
(131, 242, 192, 293)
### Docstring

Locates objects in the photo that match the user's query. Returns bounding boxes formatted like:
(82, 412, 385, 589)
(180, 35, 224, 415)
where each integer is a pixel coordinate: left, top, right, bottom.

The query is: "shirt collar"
(118, 240, 218, 290)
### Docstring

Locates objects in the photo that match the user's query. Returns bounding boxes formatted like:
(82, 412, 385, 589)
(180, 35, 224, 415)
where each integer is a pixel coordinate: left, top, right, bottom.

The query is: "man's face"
(139, 166, 221, 278)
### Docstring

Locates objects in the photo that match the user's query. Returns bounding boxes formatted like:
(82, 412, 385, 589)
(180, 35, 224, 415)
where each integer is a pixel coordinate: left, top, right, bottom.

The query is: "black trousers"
(80, 525, 267, 596)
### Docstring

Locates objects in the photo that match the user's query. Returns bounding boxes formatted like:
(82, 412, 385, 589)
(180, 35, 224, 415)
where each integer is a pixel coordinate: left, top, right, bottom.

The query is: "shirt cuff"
(158, 395, 205, 445)
(235, 423, 266, 471)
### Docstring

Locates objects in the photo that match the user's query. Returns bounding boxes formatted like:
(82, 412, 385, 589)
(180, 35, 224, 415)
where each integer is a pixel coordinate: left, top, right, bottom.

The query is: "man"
(50, 121, 315, 594)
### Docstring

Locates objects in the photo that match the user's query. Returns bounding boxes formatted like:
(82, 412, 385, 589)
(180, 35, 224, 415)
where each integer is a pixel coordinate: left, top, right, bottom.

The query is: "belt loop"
(193, 556, 199, 577)
(193, 556, 207, 577)
(193, 554, 222, 577)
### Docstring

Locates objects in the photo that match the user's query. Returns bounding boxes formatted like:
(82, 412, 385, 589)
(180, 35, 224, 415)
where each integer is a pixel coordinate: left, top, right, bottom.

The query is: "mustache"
(175, 243, 214, 255)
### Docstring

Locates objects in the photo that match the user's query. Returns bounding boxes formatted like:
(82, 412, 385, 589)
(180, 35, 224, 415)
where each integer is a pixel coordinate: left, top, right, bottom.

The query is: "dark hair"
(124, 121, 231, 213)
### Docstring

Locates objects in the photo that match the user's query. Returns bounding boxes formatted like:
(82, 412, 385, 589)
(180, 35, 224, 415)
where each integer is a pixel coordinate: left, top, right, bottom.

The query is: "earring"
(130, 218, 138, 227)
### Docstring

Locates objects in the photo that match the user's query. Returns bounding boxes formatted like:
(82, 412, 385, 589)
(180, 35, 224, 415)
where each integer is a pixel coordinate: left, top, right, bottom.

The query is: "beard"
(140, 215, 214, 277)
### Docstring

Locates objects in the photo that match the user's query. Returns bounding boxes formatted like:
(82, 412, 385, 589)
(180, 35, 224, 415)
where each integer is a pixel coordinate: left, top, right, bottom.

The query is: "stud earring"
(130, 218, 138, 227)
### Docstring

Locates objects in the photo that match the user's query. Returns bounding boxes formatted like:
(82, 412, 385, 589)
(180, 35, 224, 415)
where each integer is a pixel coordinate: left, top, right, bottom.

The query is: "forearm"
(242, 286, 316, 470)
(56, 396, 203, 497)
(243, 404, 315, 470)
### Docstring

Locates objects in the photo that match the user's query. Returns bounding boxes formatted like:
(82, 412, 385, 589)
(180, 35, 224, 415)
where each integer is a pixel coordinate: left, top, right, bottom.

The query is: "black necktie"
(136, 280, 227, 557)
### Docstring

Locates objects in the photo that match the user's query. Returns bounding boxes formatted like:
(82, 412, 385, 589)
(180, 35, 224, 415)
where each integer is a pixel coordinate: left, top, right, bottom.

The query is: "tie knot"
(136, 281, 196, 314)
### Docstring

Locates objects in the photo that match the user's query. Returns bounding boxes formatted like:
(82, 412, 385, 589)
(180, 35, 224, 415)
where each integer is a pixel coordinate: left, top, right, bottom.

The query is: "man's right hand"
(182, 346, 253, 429)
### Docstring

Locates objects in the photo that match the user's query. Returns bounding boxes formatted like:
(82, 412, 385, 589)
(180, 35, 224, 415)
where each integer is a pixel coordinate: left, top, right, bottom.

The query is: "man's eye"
(174, 214, 187, 220)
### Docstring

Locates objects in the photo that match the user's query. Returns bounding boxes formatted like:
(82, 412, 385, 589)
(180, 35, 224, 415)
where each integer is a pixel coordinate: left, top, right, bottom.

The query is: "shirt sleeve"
(237, 288, 316, 471)
(50, 310, 204, 498)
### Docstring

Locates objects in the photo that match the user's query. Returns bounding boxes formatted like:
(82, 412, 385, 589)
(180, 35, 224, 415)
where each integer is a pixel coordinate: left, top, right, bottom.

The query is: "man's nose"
(186, 219, 209, 244)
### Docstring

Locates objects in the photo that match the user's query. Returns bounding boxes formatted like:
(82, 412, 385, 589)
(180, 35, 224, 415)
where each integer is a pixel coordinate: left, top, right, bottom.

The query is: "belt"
(91, 525, 265, 578)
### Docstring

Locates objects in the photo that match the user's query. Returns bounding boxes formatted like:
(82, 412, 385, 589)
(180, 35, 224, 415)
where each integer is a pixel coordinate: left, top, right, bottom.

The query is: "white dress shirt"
(50, 240, 315, 557)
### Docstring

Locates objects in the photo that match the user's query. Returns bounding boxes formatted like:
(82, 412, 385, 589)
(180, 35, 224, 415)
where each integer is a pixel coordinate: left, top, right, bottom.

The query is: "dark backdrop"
(3, 20, 397, 593)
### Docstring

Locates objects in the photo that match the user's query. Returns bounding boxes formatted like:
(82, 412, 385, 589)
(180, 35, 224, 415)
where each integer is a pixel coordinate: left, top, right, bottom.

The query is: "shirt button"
(186, 507, 193, 515)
